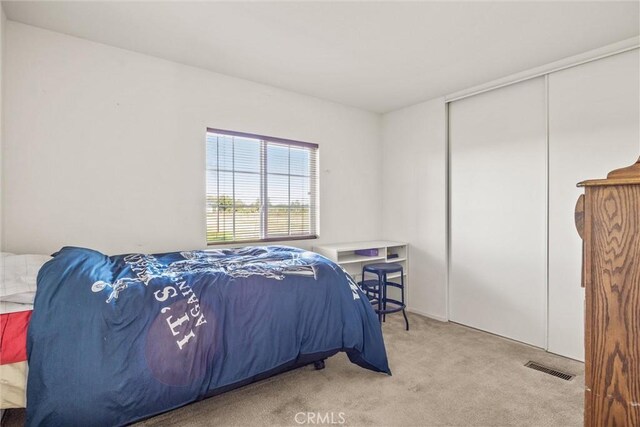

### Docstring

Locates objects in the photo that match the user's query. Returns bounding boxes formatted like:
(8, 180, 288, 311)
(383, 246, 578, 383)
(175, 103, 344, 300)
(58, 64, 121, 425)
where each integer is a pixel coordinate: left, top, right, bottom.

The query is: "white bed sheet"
(0, 301, 34, 315)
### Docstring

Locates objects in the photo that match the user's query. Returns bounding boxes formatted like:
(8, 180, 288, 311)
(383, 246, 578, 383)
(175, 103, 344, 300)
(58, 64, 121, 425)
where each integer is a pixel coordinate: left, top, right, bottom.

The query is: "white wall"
(0, 8, 5, 252)
(2, 22, 383, 255)
(381, 98, 447, 321)
(0, 11, 3, 421)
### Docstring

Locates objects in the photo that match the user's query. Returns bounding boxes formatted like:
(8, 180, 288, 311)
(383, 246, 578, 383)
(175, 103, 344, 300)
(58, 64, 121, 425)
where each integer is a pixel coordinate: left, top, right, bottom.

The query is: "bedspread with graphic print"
(26, 246, 389, 426)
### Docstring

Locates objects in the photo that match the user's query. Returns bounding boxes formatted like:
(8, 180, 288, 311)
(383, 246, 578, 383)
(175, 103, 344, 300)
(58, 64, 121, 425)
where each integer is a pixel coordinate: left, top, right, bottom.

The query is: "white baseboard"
(407, 307, 448, 323)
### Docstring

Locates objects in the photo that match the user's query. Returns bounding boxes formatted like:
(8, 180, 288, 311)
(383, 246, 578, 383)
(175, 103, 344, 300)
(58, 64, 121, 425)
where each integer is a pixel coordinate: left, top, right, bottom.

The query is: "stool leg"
(382, 272, 387, 323)
(361, 267, 366, 299)
(377, 273, 383, 324)
(401, 268, 409, 331)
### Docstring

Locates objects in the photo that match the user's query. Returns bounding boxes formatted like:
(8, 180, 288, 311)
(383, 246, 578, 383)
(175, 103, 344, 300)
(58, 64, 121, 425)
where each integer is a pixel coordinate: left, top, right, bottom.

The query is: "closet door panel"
(548, 49, 640, 361)
(449, 77, 547, 348)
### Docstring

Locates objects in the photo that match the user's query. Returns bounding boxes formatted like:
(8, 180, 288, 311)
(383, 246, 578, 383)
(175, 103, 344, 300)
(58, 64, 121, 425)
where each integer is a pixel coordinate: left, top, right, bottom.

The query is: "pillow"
(0, 254, 52, 303)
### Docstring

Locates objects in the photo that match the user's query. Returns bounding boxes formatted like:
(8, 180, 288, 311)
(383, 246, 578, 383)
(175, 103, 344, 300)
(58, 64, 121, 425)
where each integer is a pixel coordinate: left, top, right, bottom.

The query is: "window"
(206, 129, 319, 244)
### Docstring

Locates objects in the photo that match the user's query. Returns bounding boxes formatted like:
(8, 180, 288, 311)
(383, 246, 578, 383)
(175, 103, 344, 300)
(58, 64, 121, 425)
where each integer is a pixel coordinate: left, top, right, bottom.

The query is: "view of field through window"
(206, 131, 318, 243)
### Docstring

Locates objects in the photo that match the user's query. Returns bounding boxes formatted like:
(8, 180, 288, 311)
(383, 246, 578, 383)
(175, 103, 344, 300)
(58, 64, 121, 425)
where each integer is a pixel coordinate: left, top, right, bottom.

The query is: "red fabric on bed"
(0, 310, 32, 365)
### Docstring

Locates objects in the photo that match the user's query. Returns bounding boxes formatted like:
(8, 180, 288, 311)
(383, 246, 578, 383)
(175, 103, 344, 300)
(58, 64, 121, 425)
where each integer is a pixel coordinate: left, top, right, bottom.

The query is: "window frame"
(206, 128, 319, 246)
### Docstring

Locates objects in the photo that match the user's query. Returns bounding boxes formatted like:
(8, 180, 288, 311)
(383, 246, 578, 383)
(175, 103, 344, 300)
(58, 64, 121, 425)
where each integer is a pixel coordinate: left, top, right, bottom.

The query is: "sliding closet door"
(548, 49, 640, 361)
(449, 77, 547, 348)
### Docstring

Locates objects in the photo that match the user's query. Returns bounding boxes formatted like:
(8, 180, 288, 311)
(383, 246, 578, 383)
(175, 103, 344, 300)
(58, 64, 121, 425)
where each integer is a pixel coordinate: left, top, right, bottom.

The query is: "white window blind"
(206, 129, 319, 244)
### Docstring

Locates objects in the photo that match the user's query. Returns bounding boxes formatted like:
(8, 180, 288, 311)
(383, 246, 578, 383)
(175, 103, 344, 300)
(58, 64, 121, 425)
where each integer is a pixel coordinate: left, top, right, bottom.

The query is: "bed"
(1, 253, 50, 413)
(20, 245, 389, 426)
(0, 302, 33, 410)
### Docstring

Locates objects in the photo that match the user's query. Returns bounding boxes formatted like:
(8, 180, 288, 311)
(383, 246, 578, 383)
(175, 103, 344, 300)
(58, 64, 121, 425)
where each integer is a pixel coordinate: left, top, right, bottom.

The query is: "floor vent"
(525, 361, 575, 381)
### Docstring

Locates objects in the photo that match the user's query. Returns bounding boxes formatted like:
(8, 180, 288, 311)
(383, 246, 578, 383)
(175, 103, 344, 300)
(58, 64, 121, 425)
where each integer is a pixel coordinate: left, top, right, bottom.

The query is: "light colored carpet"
(2, 313, 584, 426)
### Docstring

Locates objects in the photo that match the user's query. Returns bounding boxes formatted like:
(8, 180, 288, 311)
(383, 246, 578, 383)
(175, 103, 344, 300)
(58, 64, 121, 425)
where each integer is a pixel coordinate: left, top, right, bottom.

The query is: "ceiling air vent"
(524, 361, 575, 381)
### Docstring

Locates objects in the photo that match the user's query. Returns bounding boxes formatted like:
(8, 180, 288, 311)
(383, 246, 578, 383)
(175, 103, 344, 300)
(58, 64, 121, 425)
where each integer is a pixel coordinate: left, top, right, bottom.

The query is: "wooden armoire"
(576, 158, 640, 426)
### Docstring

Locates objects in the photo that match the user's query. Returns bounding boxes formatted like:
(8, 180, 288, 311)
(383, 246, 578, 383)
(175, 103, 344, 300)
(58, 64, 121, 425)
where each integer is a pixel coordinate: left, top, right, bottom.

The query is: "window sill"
(207, 235, 319, 246)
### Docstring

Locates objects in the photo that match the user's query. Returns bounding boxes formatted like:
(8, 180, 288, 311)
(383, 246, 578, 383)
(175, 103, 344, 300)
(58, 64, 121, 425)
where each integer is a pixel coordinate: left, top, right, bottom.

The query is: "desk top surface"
(314, 240, 406, 251)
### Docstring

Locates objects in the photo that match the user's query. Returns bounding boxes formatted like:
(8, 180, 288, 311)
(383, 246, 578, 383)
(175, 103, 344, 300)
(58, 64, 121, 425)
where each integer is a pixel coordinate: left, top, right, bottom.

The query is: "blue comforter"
(27, 246, 390, 426)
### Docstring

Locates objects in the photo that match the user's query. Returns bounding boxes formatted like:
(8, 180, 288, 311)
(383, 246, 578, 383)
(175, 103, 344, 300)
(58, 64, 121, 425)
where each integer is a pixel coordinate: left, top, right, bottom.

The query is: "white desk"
(313, 240, 408, 303)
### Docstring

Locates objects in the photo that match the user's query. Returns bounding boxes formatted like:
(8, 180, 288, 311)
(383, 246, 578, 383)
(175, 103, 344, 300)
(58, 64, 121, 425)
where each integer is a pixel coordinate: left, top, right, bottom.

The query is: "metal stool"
(359, 263, 409, 331)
